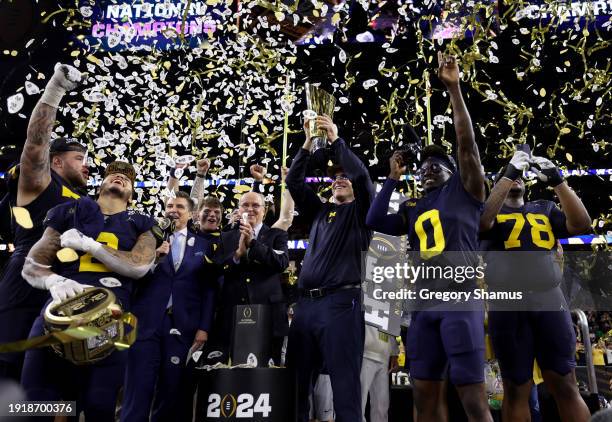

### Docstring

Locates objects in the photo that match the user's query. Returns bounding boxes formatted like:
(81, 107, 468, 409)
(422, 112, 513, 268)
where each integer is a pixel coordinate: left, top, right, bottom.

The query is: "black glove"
(502, 151, 530, 181)
(530, 155, 564, 187)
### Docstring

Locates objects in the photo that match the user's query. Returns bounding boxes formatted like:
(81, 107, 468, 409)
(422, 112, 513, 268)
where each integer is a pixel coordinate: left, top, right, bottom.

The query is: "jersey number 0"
(414, 209, 446, 259)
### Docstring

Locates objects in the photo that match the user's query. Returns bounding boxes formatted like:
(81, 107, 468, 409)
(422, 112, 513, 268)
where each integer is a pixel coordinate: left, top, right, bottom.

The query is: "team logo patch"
(327, 211, 336, 223)
(187, 237, 195, 247)
(170, 356, 180, 365)
(169, 328, 182, 336)
(99, 277, 122, 288)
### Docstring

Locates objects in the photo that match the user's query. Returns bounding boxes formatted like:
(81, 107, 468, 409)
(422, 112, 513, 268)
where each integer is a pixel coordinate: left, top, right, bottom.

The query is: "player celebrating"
(20, 161, 158, 421)
(366, 52, 491, 421)
(480, 150, 592, 422)
(0, 64, 88, 381)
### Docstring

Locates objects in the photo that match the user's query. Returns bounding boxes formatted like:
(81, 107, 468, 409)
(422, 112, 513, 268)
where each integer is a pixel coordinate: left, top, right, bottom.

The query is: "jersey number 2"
(79, 232, 119, 272)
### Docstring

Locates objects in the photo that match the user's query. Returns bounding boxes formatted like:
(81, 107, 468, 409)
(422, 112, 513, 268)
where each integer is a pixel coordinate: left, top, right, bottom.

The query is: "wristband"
(502, 164, 522, 181)
(40, 83, 66, 109)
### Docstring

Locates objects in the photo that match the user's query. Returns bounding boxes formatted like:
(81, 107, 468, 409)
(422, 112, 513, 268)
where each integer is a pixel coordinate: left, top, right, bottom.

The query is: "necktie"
(167, 232, 183, 309)
(171, 232, 183, 270)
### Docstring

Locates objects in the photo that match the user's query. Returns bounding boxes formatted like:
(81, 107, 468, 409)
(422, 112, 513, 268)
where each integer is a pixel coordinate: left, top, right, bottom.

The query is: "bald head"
(239, 191, 266, 227)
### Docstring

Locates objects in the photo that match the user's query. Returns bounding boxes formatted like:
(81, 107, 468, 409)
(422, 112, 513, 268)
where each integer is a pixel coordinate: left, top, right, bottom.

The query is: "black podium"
(231, 304, 272, 367)
(195, 368, 297, 421)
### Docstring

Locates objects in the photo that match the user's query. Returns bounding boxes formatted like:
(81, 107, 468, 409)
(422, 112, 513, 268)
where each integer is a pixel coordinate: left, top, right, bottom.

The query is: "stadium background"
(0, 0, 610, 417)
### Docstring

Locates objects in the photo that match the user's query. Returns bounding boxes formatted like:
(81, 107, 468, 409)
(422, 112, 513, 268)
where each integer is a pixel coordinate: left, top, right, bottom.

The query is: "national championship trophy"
(304, 83, 336, 153)
(43, 287, 137, 364)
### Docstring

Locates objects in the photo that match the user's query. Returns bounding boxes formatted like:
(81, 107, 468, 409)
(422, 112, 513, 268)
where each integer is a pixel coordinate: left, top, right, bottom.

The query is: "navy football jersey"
(399, 172, 483, 254)
(391, 172, 483, 293)
(482, 200, 570, 290)
(44, 197, 155, 310)
(13, 169, 84, 256)
(482, 200, 569, 251)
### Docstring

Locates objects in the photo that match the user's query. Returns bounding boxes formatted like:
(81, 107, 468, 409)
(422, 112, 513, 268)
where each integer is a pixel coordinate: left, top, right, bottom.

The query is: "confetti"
(363, 79, 378, 89)
(0, 0, 605, 237)
(302, 109, 317, 120)
(175, 155, 195, 165)
(12, 207, 33, 229)
(57, 248, 79, 262)
(25, 82, 40, 95)
(7, 94, 24, 114)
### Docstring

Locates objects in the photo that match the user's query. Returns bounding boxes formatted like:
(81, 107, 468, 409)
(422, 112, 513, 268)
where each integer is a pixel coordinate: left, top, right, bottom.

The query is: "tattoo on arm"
(26, 102, 57, 147)
(190, 176, 206, 202)
(30, 228, 61, 267)
(100, 230, 157, 266)
(19, 102, 56, 196)
(22, 228, 61, 284)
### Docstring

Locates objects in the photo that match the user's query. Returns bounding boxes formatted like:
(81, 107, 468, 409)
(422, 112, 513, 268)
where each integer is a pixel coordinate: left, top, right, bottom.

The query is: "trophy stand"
(194, 304, 297, 421)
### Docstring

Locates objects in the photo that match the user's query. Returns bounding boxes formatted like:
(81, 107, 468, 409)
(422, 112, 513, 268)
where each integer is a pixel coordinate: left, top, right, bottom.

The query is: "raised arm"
(286, 120, 324, 222)
(18, 64, 84, 206)
(166, 164, 186, 194)
(190, 158, 210, 206)
(480, 151, 531, 232)
(249, 164, 265, 193)
(437, 52, 485, 202)
(365, 152, 408, 236)
(531, 156, 591, 235)
(60, 229, 157, 279)
(272, 167, 295, 231)
(21, 227, 91, 302)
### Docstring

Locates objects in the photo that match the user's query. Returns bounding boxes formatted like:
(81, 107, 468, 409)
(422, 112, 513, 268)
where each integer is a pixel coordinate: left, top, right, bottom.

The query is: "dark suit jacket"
(131, 231, 216, 345)
(215, 225, 289, 341)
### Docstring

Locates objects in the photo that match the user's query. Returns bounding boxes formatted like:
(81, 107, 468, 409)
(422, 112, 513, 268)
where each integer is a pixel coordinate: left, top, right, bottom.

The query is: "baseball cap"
(420, 144, 457, 173)
(49, 138, 87, 155)
(104, 161, 136, 185)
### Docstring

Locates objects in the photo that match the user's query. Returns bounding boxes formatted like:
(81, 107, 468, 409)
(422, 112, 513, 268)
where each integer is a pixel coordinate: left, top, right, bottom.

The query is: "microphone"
(155, 215, 178, 259)
(156, 215, 177, 241)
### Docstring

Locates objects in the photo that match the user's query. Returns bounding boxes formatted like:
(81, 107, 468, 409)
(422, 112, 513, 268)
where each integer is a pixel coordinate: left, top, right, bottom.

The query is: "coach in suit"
(216, 191, 289, 365)
(121, 191, 216, 422)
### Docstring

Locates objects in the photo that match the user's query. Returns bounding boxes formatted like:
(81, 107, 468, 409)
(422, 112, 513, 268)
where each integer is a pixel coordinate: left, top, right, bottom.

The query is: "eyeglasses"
(333, 174, 349, 182)
(418, 162, 453, 177)
(239, 202, 262, 210)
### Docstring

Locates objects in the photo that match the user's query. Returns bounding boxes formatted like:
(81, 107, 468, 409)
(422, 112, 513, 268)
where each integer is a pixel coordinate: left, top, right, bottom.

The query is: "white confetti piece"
(363, 79, 378, 89)
(79, 6, 93, 17)
(302, 109, 317, 120)
(25, 81, 40, 95)
(7, 94, 24, 114)
(165, 155, 176, 168)
(107, 32, 121, 49)
(175, 155, 195, 165)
